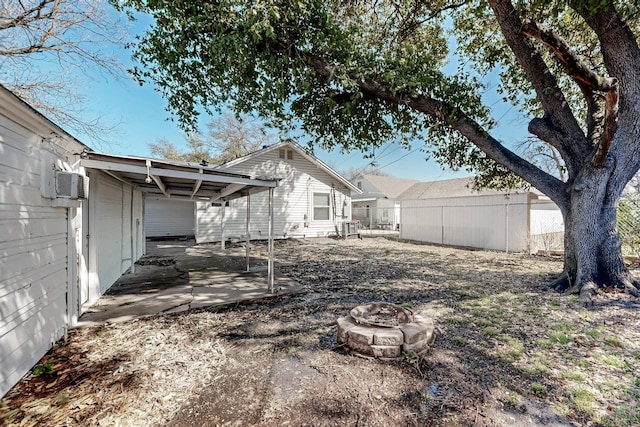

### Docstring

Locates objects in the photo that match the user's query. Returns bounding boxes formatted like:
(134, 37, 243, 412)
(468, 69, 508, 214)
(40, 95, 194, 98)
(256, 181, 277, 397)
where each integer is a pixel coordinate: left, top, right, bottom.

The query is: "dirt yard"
(1, 237, 639, 426)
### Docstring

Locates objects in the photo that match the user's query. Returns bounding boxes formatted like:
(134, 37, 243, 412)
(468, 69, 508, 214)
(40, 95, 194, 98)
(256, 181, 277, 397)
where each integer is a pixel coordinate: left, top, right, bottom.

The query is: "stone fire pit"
(337, 302, 435, 359)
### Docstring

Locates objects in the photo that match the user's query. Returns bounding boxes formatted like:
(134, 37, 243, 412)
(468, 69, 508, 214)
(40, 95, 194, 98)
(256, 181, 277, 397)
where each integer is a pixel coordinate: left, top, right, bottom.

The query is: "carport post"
(220, 201, 226, 250)
(268, 187, 274, 292)
(246, 194, 250, 272)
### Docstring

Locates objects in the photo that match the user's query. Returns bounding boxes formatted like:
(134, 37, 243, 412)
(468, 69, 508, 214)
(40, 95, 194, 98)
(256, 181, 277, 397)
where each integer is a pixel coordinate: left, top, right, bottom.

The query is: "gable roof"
(354, 174, 420, 200)
(220, 140, 361, 194)
(0, 84, 89, 154)
(397, 177, 543, 200)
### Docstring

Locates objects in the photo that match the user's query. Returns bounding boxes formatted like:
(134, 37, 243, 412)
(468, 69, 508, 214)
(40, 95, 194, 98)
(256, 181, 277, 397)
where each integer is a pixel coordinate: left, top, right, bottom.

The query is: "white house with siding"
(351, 174, 419, 229)
(0, 85, 278, 398)
(398, 177, 564, 253)
(193, 141, 361, 243)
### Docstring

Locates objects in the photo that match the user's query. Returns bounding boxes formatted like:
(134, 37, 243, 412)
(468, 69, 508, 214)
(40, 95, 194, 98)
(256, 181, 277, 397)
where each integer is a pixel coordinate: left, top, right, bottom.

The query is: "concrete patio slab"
(77, 239, 304, 326)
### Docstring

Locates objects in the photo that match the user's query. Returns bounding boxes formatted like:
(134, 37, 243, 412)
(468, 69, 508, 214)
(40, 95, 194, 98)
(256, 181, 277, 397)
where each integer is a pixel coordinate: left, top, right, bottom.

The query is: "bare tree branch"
(0, 0, 128, 146)
(592, 81, 619, 167)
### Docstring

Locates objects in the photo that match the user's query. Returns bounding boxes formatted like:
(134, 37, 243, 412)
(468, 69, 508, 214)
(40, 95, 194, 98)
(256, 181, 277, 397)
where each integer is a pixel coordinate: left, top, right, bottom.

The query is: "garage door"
(145, 198, 195, 237)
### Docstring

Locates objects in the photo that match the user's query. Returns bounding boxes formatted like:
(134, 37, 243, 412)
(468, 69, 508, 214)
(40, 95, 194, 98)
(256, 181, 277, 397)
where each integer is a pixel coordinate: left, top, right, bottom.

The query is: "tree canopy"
(118, 0, 640, 301)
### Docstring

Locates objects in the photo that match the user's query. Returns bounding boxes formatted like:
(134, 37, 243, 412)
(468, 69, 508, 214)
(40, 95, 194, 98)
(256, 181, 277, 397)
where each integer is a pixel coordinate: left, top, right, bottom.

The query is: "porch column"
(221, 202, 225, 250)
(246, 194, 250, 272)
(268, 187, 274, 293)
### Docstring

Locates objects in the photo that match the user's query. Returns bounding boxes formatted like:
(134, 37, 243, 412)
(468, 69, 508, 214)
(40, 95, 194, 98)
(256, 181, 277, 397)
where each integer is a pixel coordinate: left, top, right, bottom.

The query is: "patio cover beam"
(219, 183, 248, 200)
(151, 175, 169, 197)
(80, 159, 278, 188)
(191, 169, 203, 198)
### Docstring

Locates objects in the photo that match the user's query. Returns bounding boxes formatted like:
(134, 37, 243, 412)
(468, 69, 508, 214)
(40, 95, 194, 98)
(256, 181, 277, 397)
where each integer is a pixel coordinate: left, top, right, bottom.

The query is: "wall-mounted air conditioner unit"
(56, 172, 88, 199)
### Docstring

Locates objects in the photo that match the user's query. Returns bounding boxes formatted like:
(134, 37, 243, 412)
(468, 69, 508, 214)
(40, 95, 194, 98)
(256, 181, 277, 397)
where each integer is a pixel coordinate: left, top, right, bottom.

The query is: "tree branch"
(307, 56, 568, 205)
(521, 20, 617, 92)
(487, 0, 591, 178)
(574, 5, 640, 171)
(0, 0, 53, 30)
(592, 81, 619, 167)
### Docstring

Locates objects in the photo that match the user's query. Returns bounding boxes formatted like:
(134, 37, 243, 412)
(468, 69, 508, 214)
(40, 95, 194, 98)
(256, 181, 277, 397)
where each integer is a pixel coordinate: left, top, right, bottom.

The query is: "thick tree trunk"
(550, 170, 640, 304)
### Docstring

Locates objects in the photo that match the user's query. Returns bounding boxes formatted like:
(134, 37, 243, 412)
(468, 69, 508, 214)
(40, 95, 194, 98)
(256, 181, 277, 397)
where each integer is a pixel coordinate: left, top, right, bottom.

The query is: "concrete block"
(347, 338, 375, 356)
(400, 323, 427, 345)
(403, 338, 429, 354)
(337, 316, 357, 344)
(371, 345, 402, 358)
(348, 325, 375, 345)
(373, 328, 404, 346)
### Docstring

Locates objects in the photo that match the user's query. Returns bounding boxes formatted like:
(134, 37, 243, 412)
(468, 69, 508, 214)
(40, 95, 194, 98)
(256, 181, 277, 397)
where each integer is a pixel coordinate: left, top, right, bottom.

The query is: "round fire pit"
(337, 302, 435, 359)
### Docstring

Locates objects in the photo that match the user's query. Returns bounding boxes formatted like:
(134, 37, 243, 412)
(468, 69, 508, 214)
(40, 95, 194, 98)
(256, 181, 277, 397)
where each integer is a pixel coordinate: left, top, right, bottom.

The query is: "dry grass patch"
(1, 237, 639, 426)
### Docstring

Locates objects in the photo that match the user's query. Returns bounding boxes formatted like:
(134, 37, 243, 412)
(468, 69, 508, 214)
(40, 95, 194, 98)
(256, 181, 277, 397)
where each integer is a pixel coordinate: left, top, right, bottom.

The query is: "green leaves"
(115, 0, 638, 193)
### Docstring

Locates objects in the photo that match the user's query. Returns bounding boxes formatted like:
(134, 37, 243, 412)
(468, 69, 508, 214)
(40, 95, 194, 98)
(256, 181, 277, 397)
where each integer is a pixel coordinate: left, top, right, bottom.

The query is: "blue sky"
(54, 8, 530, 182)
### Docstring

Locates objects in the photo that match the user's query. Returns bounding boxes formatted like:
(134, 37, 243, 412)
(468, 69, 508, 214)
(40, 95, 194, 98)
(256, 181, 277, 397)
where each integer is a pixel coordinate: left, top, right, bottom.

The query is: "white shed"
(194, 141, 361, 243)
(398, 177, 564, 253)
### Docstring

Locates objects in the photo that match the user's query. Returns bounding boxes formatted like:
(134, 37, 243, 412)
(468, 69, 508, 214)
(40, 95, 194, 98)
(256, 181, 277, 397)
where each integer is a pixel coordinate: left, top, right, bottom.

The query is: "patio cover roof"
(80, 151, 278, 201)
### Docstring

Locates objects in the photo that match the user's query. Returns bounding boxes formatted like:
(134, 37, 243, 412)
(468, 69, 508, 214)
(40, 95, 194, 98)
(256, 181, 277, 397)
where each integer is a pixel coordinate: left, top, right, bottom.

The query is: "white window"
(313, 193, 331, 221)
(279, 149, 294, 160)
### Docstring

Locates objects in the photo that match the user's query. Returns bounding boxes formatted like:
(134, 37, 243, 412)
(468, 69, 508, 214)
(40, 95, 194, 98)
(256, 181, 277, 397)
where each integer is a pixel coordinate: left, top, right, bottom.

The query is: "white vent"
(56, 172, 88, 199)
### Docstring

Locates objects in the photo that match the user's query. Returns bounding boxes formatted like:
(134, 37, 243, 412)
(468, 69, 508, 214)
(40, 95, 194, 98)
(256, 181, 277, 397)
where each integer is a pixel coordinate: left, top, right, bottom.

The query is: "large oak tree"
(117, 0, 640, 303)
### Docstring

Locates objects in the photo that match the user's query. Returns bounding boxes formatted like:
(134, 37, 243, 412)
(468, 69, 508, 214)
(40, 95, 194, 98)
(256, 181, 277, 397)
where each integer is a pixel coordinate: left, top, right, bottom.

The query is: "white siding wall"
(196, 149, 352, 243)
(0, 115, 73, 397)
(145, 198, 195, 237)
(400, 194, 530, 252)
(354, 176, 378, 194)
(0, 95, 146, 399)
(529, 200, 565, 253)
(87, 172, 144, 303)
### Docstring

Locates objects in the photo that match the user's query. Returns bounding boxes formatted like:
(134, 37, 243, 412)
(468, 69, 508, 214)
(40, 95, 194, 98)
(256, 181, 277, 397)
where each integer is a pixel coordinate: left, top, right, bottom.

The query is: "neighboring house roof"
(397, 177, 545, 200)
(353, 174, 420, 200)
(220, 140, 362, 194)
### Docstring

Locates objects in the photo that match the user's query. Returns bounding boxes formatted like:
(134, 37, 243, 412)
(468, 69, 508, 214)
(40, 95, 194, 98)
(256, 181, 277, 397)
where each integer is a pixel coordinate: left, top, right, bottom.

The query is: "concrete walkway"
(77, 240, 303, 326)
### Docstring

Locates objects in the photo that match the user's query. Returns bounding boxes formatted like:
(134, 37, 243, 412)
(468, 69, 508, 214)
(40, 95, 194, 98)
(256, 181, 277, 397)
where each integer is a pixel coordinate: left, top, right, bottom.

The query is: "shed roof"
(353, 174, 420, 200)
(80, 152, 278, 201)
(397, 177, 543, 200)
